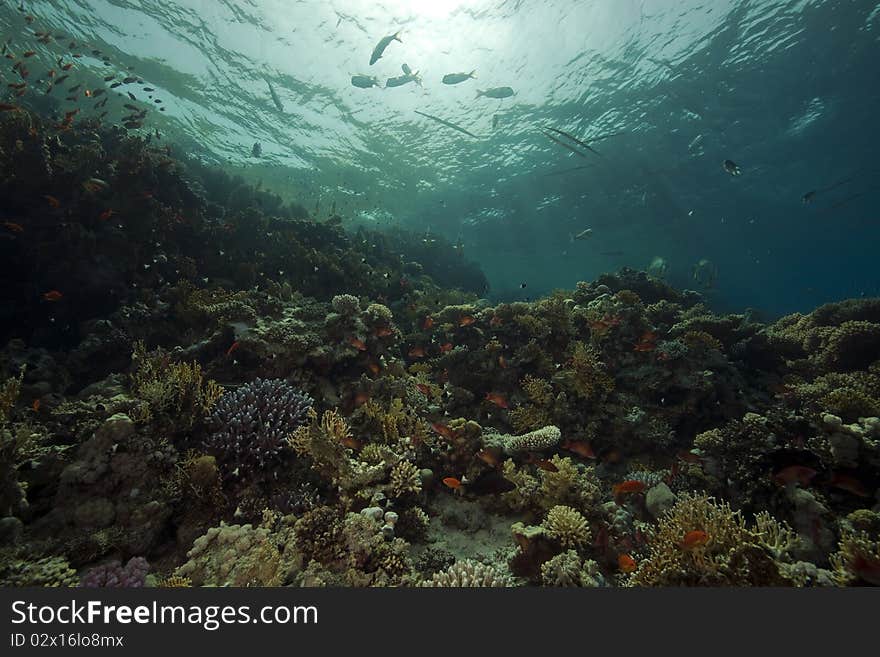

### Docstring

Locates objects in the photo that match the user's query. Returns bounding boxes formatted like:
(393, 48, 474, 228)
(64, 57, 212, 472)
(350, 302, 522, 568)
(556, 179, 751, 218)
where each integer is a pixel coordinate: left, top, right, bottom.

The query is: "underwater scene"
(0, 0, 878, 588)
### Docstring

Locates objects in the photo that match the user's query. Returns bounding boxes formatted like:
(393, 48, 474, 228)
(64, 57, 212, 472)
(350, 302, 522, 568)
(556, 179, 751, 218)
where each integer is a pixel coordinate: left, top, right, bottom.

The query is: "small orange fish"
(458, 315, 476, 327)
(497, 355, 507, 368)
(2, 221, 24, 233)
(828, 472, 870, 498)
(531, 458, 558, 472)
(367, 361, 381, 376)
(23, 50, 36, 58)
(442, 477, 462, 490)
(341, 435, 362, 450)
(680, 530, 710, 551)
(42, 290, 63, 301)
(773, 465, 817, 487)
(439, 342, 453, 353)
(348, 336, 367, 351)
(61, 62, 73, 70)
(422, 316, 434, 330)
(612, 480, 646, 496)
(98, 209, 115, 221)
(408, 345, 426, 358)
(484, 392, 509, 409)
(32, 399, 41, 412)
(226, 341, 240, 357)
(415, 383, 432, 396)
(353, 391, 370, 406)
(489, 315, 503, 327)
(431, 423, 457, 440)
(618, 554, 637, 573)
(476, 448, 501, 468)
(602, 449, 623, 464)
(677, 450, 704, 464)
(561, 439, 596, 459)
(44, 195, 60, 208)
(374, 326, 394, 337)
(634, 330, 657, 352)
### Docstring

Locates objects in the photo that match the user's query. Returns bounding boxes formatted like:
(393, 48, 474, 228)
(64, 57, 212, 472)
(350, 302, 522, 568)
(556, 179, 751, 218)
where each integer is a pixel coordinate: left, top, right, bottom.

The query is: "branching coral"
(628, 494, 792, 586)
(543, 505, 590, 549)
(421, 559, 514, 587)
(564, 341, 615, 400)
(205, 378, 312, 477)
(130, 342, 222, 427)
(541, 550, 604, 587)
(486, 425, 561, 455)
(389, 460, 422, 498)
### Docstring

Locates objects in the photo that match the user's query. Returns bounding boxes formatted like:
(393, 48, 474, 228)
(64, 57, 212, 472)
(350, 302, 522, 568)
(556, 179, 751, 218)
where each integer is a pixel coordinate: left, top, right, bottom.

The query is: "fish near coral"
(439, 342, 453, 353)
(476, 448, 502, 468)
(374, 326, 394, 337)
(612, 480, 646, 497)
(442, 476, 462, 490)
(680, 530, 710, 551)
(226, 341, 240, 357)
(633, 330, 657, 352)
(367, 361, 381, 376)
(431, 422, 457, 440)
(348, 336, 368, 351)
(497, 355, 508, 368)
(562, 440, 596, 459)
(42, 290, 63, 301)
(415, 383, 432, 396)
(828, 472, 870, 498)
(408, 345, 426, 358)
(618, 554, 637, 573)
(3, 221, 24, 233)
(422, 316, 434, 330)
(458, 314, 476, 327)
(44, 195, 60, 208)
(773, 465, 817, 487)
(485, 392, 509, 409)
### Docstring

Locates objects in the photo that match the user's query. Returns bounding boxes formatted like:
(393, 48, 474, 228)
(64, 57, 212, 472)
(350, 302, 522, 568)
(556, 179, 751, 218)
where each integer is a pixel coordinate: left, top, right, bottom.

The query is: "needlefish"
(414, 110, 480, 139)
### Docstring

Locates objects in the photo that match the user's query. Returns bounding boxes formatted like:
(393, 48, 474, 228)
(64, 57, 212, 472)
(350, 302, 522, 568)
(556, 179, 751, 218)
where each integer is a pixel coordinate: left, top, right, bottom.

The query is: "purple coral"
(80, 557, 149, 588)
(205, 378, 313, 475)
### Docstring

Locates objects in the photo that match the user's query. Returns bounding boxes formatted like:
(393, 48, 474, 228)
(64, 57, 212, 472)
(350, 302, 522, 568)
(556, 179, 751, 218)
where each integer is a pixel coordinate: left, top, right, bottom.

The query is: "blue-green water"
(4, 0, 879, 315)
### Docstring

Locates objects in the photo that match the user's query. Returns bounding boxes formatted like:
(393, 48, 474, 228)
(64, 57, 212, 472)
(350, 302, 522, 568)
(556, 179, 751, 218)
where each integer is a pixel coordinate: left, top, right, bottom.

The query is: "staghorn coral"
(628, 494, 791, 587)
(205, 378, 312, 478)
(543, 505, 590, 549)
(129, 342, 222, 428)
(421, 559, 514, 587)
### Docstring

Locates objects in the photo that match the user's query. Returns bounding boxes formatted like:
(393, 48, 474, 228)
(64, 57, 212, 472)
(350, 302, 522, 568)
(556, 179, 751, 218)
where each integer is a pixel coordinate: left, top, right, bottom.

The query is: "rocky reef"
(0, 106, 878, 588)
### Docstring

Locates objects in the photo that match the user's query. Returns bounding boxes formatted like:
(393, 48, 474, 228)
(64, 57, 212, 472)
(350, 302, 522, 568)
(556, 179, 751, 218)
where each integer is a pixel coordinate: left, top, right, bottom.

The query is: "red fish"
(439, 342, 453, 353)
(422, 316, 434, 330)
(773, 465, 817, 487)
(42, 290, 63, 301)
(61, 62, 73, 71)
(408, 345, 426, 358)
(442, 477, 462, 490)
(367, 361, 381, 375)
(44, 195, 60, 208)
(340, 435, 362, 450)
(458, 315, 476, 327)
(353, 391, 370, 406)
(23, 50, 36, 58)
(2, 221, 24, 233)
(431, 423, 457, 440)
(618, 554, 637, 573)
(374, 326, 394, 337)
(561, 439, 596, 459)
(612, 480, 646, 496)
(633, 330, 657, 352)
(680, 530, 710, 551)
(527, 456, 558, 472)
(489, 315, 503, 327)
(348, 336, 367, 351)
(226, 341, 240, 357)
(497, 355, 507, 368)
(32, 399, 41, 412)
(485, 392, 509, 409)
(98, 209, 115, 221)
(415, 383, 431, 396)
(476, 448, 502, 468)
(829, 472, 870, 498)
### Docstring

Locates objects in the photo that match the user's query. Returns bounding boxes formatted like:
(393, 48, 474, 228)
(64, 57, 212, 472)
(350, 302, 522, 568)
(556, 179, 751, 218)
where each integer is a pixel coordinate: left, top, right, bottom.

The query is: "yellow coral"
(543, 505, 590, 549)
(130, 342, 222, 427)
(389, 460, 422, 498)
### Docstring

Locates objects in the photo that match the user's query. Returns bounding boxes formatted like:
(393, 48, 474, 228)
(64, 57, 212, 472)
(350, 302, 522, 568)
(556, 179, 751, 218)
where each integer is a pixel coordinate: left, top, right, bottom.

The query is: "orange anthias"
(431, 423, 457, 440)
(348, 336, 367, 351)
(226, 341, 240, 357)
(612, 480, 646, 497)
(562, 439, 596, 459)
(680, 530, 710, 551)
(422, 316, 434, 330)
(442, 477, 462, 490)
(42, 290, 63, 301)
(374, 326, 394, 337)
(439, 342, 453, 353)
(634, 330, 657, 352)
(485, 392, 509, 409)
(772, 465, 817, 487)
(476, 448, 501, 468)
(408, 345, 426, 358)
(618, 554, 637, 573)
(458, 315, 476, 327)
